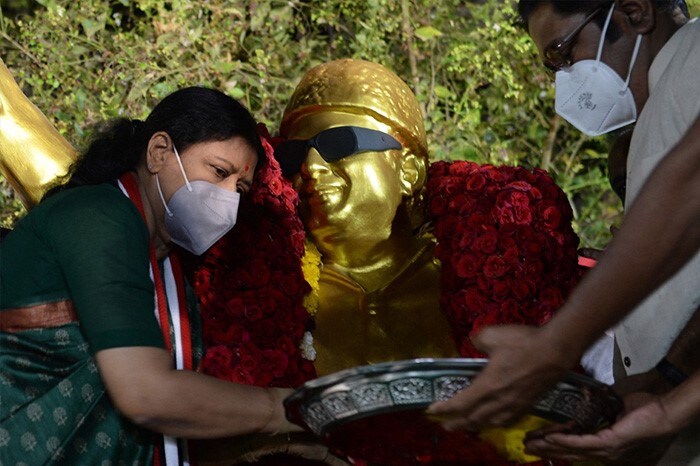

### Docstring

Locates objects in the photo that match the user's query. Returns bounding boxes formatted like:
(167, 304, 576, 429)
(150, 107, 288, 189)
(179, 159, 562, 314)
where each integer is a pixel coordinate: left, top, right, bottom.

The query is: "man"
(429, 0, 700, 463)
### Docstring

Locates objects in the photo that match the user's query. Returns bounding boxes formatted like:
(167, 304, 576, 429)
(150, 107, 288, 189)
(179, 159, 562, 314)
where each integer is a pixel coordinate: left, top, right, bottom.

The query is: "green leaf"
(434, 85, 452, 99)
(81, 18, 104, 40)
(414, 26, 443, 41)
(229, 87, 246, 100)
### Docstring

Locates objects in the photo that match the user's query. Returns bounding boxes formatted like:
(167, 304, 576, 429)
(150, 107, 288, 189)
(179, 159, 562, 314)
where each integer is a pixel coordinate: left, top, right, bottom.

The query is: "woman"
(0, 87, 298, 465)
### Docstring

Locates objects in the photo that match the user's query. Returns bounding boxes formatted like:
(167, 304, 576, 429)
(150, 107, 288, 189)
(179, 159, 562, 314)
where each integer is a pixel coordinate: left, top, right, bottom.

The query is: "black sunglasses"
(543, 3, 608, 72)
(274, 126, 402, 177)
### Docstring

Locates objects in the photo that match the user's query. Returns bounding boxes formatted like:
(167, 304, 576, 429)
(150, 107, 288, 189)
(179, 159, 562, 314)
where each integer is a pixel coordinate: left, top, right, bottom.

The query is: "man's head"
(278, 59, 428, 252)
(519, 0, 688, 122)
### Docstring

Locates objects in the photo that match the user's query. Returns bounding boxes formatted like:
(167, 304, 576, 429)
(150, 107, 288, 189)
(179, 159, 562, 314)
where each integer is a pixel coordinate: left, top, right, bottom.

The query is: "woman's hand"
(95, 346, 304, 439)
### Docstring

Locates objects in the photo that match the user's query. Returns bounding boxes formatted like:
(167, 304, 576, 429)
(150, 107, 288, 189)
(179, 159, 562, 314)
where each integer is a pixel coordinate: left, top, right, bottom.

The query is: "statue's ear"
(399, 149, 426, 197)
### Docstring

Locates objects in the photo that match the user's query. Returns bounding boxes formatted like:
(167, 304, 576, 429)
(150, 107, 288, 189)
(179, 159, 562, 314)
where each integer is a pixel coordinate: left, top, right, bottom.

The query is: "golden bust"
(278, 59, 458, 376)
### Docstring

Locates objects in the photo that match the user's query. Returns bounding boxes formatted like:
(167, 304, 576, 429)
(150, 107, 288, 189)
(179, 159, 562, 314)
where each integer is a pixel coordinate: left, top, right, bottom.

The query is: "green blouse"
(1, 183, 164, 351)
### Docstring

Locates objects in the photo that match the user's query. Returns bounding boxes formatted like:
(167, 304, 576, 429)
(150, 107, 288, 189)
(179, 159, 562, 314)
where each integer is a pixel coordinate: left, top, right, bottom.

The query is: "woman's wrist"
(260, 388, 300, 435)
(260, 388, 280, 435)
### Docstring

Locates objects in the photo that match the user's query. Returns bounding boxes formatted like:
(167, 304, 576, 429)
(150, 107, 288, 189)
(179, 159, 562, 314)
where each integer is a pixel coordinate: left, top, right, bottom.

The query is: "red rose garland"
(426, 161, 582, 358)
(194, 125, 316, 388)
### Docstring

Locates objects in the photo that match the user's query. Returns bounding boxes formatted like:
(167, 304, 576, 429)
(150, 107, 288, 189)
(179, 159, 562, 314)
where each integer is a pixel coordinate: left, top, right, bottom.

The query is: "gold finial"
(0, 59, 77, 207)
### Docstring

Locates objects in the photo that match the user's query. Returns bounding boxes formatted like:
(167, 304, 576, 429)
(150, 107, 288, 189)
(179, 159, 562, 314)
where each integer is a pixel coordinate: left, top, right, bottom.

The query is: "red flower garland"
(426, 161, 582, 358)
(194, 125, 316, 388)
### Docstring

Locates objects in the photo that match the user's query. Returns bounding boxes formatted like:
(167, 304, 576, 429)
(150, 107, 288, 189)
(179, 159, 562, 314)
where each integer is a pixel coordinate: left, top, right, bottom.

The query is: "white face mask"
(554, 4, 643, 137)
(156, 145, 240, 255)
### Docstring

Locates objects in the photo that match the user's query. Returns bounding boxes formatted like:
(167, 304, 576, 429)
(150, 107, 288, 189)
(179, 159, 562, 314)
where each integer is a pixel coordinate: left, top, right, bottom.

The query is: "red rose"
(448, 160, 478, 176)
(199, 346, 234, 378)
(543, 205, 562, 230)
(483, 255, 510, 279)
(498, 298, 519, 317)
(511, 278, 532, 300)
(506, 180, 532, 192)
(473, 231, 498, 255)
(491, 280, 510, 302)
(465, 287, 488, 313)
(429, 160, 450, 177)
(466, 172, 486, 192)
(466, 212, 489, 228)
(501, 246, 520, 266)
(453, 253, 482, 278)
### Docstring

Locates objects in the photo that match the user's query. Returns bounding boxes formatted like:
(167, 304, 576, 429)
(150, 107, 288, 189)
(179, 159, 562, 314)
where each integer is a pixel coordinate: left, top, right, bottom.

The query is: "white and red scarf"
(118, 173, 194, 466)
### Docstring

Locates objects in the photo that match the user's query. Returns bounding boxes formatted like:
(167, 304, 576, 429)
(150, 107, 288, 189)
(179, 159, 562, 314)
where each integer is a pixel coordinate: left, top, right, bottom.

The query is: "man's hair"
(517, 0, 686, 28)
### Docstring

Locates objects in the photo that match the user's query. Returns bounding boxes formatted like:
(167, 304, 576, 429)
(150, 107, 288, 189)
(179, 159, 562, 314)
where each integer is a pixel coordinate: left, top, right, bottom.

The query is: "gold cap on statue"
(0, 59, 77, 207)
(280, 59, 427, 161)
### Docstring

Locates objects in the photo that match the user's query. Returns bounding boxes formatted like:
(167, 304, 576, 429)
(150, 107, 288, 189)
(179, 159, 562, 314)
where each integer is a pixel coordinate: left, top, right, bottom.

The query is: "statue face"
(284, 111, 406, 252)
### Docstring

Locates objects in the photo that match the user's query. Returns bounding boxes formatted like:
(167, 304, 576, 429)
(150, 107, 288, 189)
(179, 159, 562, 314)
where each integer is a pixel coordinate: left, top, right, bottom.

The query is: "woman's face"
(149, 135, 258, 250)
(157, 136, 258, 202)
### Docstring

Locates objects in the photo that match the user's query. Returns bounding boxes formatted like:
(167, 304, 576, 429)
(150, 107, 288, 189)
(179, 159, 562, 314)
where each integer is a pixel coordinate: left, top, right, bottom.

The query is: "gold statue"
(279, 59, 458, 376)
(0, 59, 77, 207)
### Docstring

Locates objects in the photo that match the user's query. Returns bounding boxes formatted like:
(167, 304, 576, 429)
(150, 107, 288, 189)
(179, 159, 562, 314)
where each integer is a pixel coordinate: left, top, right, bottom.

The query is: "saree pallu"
(0, 312, 155, 465)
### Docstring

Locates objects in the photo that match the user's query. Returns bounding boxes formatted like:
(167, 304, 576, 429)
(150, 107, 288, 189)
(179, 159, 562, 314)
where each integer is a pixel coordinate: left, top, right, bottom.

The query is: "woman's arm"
(96, 346, 297, 439)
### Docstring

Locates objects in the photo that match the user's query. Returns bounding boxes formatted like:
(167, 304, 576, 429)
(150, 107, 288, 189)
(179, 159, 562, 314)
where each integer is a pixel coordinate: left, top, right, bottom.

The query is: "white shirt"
(616, 18, 700, 465)
(616, 18, 700, 377)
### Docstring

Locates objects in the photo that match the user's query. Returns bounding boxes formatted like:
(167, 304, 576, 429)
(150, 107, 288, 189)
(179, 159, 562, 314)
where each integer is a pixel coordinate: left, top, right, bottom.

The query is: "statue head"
(278, 59, 428, 256)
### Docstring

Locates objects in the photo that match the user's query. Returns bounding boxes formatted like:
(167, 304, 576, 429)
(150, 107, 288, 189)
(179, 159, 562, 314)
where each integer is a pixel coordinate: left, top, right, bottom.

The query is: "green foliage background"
(1, 0, 697, 247)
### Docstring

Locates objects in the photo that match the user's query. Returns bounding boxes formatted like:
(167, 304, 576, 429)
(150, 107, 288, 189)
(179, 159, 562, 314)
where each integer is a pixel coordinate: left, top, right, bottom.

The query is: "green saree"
(0, 183, 202, 465)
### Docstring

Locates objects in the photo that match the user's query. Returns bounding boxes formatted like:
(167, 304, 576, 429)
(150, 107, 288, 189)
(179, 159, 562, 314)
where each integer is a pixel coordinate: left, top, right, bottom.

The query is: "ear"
(616, 0, 655, 34)
(399, 150, 426, 197)
(146, 131, 173, 173)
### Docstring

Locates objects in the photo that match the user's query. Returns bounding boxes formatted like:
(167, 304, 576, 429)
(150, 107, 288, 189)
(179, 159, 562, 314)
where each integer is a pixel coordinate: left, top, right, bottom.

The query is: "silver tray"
(284, 358, 621, 440)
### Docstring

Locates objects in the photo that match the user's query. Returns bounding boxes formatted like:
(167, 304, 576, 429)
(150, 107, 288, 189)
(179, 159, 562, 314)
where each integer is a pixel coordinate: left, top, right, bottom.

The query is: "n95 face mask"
(554, 4, 642, 137)
(156, 146, 240, 256)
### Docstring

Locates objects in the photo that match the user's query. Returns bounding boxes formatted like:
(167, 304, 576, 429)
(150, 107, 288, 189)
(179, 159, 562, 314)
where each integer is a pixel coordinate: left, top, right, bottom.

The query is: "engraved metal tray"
(284, 358, 622, 464)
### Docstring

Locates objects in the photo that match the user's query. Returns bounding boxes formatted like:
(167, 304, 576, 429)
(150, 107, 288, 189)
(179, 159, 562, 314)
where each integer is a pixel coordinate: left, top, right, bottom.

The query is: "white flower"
(300, 331, 316, 361)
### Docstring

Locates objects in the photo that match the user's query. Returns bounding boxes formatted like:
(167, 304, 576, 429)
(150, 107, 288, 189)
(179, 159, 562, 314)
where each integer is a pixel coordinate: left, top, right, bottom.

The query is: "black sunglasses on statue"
(274, 126, 403, 177)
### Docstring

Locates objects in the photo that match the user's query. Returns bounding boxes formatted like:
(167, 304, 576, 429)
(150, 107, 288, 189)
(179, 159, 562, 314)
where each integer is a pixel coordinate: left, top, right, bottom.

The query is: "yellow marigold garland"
(301, 239, 322, 316)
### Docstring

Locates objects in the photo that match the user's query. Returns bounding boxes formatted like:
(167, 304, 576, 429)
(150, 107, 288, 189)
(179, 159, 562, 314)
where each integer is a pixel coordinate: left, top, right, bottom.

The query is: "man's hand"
(524, 393, 675, 464)
(426, 325, 576, 431)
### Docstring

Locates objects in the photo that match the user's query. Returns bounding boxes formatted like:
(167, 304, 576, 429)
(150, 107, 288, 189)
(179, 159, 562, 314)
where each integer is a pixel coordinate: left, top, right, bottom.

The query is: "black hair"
(518, 0, 685, 26)
(517, 0, 684, 44)
(44, 86, 265, 198)
(517, 1, 621, 41)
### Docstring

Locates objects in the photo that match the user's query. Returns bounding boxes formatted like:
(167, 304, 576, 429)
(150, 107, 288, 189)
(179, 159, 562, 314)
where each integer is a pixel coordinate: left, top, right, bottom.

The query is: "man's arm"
(614, 305, 700, 397)
(428, 115, 700, 431)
